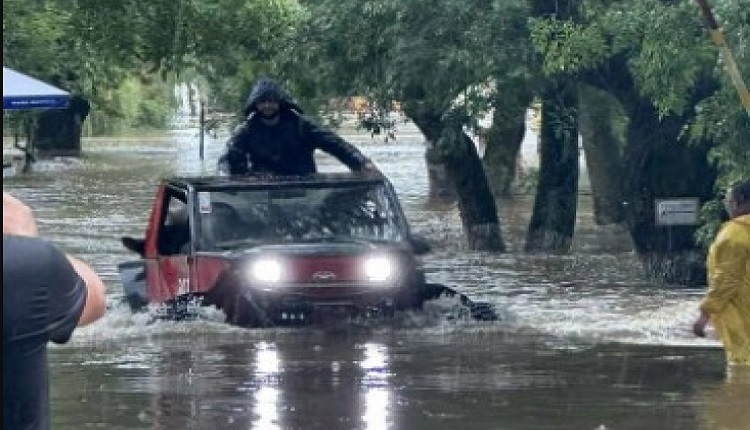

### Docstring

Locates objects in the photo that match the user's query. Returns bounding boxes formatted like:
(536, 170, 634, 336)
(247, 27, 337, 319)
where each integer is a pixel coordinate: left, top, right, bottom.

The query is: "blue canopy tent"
(3, 67, 71, 176)
(3, 67, 70, 110)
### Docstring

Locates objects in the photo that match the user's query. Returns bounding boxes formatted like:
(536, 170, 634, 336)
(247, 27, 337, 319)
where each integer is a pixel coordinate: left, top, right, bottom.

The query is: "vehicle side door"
(144, 185, 192, 302)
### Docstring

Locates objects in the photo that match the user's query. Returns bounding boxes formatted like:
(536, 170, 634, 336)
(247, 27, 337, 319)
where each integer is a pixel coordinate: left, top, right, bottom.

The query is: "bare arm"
(4, 192, 106, 326)
(3, 192, 38, 236)
(66, 255, 107, 326)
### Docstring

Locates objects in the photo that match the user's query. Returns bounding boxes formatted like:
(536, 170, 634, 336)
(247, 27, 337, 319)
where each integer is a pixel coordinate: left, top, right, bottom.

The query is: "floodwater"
(4, 126, 748, 430)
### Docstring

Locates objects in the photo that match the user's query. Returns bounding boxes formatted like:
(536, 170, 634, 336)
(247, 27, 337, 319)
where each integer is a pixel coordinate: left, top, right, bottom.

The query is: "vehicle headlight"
(249, 258, 283, 283)
(363, 256, 394, 283)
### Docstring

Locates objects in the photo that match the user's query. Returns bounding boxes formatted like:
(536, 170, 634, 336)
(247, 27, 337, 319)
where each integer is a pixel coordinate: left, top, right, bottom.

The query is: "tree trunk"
(582, 55, 720, 285)
(438, 121, 505, 251)
(405, 108, 457, 202)
(407, 106, 504, 251)
(525, 79, 580, 253)
(34, 95, 90, 156)
(424, 145, 458, 201)
(620, 98, 717, 285)
(578, 85, 625, 225)
(482, 98, 529, 198)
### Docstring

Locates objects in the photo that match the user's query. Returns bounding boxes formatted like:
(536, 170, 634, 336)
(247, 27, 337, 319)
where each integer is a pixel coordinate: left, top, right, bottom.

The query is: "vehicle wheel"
(394, 285, 424, 312)
(223, 290, 257, 327)
(206, 271, 270, 328)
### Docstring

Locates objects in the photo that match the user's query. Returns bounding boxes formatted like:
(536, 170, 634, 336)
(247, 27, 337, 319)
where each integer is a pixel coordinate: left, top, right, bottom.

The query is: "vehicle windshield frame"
(191, 179, 410, 251)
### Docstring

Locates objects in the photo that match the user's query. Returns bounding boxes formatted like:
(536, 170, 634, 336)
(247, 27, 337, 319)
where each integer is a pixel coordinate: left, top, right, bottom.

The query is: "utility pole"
(695, 0, 750, 116)
(199, 99, 205, 161)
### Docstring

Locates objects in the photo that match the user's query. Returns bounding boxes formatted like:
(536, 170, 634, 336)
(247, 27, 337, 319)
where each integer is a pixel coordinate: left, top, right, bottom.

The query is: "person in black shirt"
(218, 78, 378, 175)
(3, 192, 107, 430)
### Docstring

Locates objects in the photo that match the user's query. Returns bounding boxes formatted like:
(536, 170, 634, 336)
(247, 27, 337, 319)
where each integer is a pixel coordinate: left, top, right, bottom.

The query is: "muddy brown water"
(4, 128, 747, 430)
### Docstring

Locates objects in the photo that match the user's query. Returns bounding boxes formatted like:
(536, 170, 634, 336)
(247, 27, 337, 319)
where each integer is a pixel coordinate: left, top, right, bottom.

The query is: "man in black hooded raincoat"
(219, 78, 377, 175)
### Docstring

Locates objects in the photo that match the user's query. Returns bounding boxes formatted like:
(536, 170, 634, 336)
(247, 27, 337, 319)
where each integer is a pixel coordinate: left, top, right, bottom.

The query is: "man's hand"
(3, 192, 38, 237)
(693, 312, 710, 337)
(360, 160, 380, 173)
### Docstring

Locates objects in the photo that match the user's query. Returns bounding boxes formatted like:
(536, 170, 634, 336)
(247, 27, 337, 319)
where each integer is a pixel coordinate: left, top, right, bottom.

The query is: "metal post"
(199, 99, 205, 160)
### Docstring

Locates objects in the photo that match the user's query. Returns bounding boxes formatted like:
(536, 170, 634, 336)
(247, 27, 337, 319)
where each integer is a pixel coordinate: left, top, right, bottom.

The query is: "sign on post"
(655, 198, 700, 226)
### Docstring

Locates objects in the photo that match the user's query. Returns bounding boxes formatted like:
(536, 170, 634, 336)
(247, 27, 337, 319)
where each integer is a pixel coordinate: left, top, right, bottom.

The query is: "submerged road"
(4, 127, 745, 430)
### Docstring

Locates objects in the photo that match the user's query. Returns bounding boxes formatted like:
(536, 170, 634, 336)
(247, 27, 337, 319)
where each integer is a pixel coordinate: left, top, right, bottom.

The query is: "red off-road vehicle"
(119, 171, 496, 327)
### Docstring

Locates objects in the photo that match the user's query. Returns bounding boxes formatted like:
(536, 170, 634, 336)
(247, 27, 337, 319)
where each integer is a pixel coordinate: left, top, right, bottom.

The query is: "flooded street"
(4, 128, 747, 430)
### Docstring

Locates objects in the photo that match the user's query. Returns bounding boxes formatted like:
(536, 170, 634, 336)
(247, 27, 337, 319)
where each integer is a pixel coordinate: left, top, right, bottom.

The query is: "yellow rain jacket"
(700, 214, 750, 366)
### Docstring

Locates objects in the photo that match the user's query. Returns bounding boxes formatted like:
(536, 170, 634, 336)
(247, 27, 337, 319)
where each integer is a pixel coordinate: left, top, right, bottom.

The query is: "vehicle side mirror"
(121, 236, 146, 257)
(409, 234, 431, 255)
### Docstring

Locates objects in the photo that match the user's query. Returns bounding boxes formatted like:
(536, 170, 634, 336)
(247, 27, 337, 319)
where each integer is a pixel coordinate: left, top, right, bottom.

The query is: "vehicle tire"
(394, 283, 424, 312)
(206, 271, 269, 328)
(223, 290, 257, 327)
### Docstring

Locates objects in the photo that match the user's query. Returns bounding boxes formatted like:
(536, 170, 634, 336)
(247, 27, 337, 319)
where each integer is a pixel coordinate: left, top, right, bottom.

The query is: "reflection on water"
(694, 366, 750, 430)
(360, 343, 389, 430)
(4, 129, 737, 430)
(254, 342, 281, 430)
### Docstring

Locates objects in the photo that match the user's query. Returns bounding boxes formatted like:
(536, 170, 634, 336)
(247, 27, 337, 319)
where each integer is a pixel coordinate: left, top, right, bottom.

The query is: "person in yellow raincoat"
(693, 178, 750, 366)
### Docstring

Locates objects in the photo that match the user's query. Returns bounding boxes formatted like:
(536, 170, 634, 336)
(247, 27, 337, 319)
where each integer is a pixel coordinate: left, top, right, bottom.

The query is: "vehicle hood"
(239, 241, 406, 257)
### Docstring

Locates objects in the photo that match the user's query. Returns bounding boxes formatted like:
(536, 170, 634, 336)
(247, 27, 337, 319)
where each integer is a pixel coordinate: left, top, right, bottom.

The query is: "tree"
(276, 0, 539, 251)
(3, 0, 301, 149)
(578, 85, 626, 225)
(524, 0, 581, 253)
(529, 0, 748, 283)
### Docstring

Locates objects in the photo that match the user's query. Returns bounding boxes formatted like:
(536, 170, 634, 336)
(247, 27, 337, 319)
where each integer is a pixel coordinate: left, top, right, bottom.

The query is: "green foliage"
(626, 3, 716, 115)
(87, 77, 174, 135)
(4, 0, 747, 210)
(279, 0, 533, 129)
(695, 199, 729, 249)
(4, 0, 300, 132)
(3, 0, 72, 77)
(527, 0, 748, 248)
(529, 18, 608, 75)
(687, 0, 750, 245)
(530, 1, 718, 116)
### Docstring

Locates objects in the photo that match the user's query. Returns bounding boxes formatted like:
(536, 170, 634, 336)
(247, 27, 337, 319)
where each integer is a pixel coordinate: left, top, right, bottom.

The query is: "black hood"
(242, 78, 303, 117)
